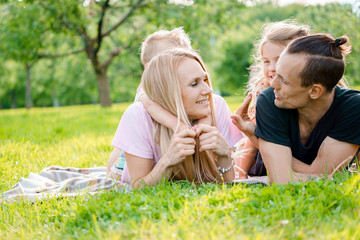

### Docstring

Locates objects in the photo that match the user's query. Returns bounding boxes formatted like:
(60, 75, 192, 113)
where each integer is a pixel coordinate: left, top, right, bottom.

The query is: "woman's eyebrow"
(187, 73, 207, 83)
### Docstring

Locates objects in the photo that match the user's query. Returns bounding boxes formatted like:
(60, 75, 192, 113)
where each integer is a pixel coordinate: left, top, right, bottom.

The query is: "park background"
(1, 0, 360, 239)
(0, 0, 359, 109)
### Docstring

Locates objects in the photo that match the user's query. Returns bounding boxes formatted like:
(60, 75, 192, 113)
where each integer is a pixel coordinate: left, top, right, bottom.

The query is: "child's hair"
(142, 48, 221, 184)
(247, 20, 310, 96)
(140, 27, 193, 66)
(233, 21, 310, 160)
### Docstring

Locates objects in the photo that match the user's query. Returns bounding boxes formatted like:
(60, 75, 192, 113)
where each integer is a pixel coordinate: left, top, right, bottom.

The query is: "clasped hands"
(164, 120, 230, 168)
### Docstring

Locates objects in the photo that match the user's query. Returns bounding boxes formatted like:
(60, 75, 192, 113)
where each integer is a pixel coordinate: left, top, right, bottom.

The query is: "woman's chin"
(188, 111, 211, 121)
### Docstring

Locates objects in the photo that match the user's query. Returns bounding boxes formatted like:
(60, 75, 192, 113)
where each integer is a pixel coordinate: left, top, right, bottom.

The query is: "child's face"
(262, 41, 285, 84)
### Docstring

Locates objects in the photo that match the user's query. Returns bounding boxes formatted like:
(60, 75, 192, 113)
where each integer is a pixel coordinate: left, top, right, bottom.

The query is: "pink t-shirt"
(111, 94, 243, 183)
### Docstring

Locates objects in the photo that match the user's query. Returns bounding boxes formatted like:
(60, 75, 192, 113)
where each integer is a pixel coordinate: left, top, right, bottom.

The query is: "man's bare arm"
(291, 137, 359, 176)
(259, 139, 301, 184)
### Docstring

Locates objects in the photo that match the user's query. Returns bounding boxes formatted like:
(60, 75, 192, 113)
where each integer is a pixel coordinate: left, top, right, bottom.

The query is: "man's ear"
(309, 84, 324, 99)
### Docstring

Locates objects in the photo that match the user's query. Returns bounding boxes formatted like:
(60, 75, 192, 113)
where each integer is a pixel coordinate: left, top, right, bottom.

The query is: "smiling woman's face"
(178, 57, 212, 120)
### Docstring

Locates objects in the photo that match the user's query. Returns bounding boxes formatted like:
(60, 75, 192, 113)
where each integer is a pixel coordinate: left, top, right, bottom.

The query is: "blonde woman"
(111, 49, 243, 188)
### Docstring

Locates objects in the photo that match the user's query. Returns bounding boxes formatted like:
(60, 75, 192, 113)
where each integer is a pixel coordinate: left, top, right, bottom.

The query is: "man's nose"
(270, 75, 279, 88)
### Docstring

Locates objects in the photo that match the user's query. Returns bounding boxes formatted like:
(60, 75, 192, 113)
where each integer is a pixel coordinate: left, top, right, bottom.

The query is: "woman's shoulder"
(212, 94, 227, 107)
(122, 102, 151, 122)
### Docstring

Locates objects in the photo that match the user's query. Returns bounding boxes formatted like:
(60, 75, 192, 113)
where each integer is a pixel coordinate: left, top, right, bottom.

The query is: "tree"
(0, 1, 83, 109)
(0, 3, 49, 108)
(22, 0, 245, 107)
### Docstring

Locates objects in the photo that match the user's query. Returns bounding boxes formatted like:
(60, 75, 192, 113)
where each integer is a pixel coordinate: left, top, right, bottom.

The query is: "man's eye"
(191, 82, 198, 87)
(263, 60, 270, 64)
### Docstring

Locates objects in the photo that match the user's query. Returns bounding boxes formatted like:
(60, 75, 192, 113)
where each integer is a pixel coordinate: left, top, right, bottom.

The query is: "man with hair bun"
(233, 34, 360, 184)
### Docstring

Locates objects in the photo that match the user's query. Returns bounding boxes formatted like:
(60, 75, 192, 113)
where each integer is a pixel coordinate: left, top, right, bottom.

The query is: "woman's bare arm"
(126, 128, 197, 189)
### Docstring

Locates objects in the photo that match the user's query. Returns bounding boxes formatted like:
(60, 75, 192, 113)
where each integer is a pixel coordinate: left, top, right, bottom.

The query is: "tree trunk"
(96, 68, 112, 107)
(50, 60, 59, 107)
(52, 85, 60, 107)
(25, 63, 32, 109)
(11, 90, 16, 109)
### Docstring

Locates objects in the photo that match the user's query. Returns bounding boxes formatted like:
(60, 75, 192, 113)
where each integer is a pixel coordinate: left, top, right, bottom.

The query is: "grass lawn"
(1, 95, 359, 239)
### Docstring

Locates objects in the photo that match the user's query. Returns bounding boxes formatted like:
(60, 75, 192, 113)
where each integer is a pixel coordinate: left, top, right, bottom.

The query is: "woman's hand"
(195, 124, 235, 181)
(195, 124, 230, 157)
(163, 128, 197, 168)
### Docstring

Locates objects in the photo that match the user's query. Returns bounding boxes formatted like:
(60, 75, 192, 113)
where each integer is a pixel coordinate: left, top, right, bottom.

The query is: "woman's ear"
(308, 84, 324, 99)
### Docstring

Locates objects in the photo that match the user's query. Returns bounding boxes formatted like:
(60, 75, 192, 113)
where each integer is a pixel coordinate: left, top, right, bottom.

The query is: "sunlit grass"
(1, 96, 359, 239)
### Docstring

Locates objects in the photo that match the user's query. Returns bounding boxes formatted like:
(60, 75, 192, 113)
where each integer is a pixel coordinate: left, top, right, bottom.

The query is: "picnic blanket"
(232, 176, 269, 186)
(5, 163, 355, 202)
(1, 166, 127, 203)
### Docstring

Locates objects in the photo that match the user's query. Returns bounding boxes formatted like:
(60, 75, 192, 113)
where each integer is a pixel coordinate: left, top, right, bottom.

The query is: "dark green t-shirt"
(255, 86, 360, 165)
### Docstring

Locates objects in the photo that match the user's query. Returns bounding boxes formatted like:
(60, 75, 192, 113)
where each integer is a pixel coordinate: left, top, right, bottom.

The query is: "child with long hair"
(233, 21, 310, 179)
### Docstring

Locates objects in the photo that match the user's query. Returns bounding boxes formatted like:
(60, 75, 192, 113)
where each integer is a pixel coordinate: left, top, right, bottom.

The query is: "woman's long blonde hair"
(142, 48, 222, 183)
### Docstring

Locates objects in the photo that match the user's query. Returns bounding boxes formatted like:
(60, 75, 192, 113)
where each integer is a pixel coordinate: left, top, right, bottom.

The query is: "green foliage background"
(0, 1, 359, 108)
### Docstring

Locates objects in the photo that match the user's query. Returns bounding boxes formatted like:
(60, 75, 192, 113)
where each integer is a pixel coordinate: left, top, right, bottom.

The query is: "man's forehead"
(277, 52, 307, 76)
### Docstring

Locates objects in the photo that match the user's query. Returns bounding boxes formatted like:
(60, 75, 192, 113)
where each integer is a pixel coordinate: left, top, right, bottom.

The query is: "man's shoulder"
(336, 86, 360, 100)
(259, 87, 275, 99)
(334, 86, 360, 109)
(256, 87, 279, 112)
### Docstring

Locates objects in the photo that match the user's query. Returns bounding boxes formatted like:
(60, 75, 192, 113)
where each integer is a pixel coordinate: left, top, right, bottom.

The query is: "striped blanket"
(1, 166, 127, 202)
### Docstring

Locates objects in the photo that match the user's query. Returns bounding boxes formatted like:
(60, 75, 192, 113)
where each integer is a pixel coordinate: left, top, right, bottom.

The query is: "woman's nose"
(201, 82, 212, 95)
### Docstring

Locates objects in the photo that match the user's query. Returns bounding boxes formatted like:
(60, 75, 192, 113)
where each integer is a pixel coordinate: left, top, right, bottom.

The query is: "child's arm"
(139, 93, 188, 132)
(106, 148, 122, 179)
(234, 139, 258, 179)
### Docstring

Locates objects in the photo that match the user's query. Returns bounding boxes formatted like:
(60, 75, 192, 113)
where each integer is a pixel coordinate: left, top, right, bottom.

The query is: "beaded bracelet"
(218, 160, 234, 177)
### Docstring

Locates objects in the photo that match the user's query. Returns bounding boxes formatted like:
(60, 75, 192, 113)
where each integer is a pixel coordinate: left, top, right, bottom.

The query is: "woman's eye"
(263, 60, 270, 64)
(191, 82, 198, 87)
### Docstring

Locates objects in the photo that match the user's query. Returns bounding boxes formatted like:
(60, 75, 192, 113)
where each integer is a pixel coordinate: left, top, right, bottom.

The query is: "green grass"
(1, 96, 359, 239)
